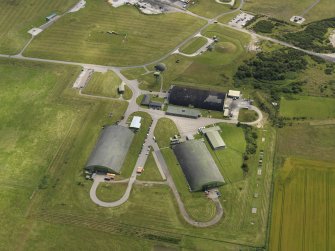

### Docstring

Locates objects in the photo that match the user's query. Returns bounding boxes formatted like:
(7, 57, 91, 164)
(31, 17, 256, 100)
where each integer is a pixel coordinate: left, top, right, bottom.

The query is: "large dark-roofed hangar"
(168, 86, 226, 111)
(85, 125, 134, 174)
(173, 140, 225, 192)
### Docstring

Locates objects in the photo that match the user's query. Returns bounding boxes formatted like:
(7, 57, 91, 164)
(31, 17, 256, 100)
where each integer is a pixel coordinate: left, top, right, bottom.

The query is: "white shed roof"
(130, 116, 142, 129)
(228, 90, 241, 97)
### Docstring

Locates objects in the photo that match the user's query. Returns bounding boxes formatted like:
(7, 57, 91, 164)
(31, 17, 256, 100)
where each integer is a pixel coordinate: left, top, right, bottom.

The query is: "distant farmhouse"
(168, 86, 226, 111)
(85, 125, 134, 174)
(173, 140, 225, 191)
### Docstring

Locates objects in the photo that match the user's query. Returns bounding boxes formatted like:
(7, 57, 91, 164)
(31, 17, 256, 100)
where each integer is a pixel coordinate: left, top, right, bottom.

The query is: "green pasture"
(188, 0, 232, 18)
(24, 1, 206, 66)
(0, 0, 77, 54)
(280, 96, 335, 119)
(270, 158, 335, 251)
(276, 123, 335, 162)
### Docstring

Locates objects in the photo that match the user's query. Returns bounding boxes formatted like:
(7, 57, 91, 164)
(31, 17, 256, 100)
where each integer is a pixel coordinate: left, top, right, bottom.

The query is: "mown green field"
(280, 96, 335, 119)
(138, 25, 252, 92)
(82, 71, 132, 100)
(179, 37, 208, 54)
(188, 0, 232, 18)
(269, 158, 335, 251)
(0, 0, 77, 54)
(24, 0, 206, 66)
(0, 58, 131, 250)
(243, 0, 335, 22)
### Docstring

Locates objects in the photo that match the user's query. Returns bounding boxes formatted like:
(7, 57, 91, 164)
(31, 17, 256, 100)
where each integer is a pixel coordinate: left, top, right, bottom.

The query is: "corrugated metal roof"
(206, 131, 225, 149)
(228, 90, 240, 97)
(201, 126, 220, 134)
(130, 116, 142, 129)
(166, 105, 200, 118)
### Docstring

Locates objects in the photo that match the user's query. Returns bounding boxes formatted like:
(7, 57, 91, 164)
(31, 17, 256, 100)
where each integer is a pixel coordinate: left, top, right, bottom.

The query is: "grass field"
(243, 0, 335, 23)
(269, 158, 335, 251)
(188, 0, 232, 18)
(154, 118, 179, 148)
(24, 0, 206, 66)
(280, 96, 335, 119)
(138, 149, 164, 181)
(121, 67, 147, 80)
(138, 25, 252, 92)
(82, 71, 132, 100)
(96, 182, 128, 202)
(0, 0, 77, 54)
(276, 124, 335, 162)
(206, 124, 246, 183)
(179, 37, 208, 54)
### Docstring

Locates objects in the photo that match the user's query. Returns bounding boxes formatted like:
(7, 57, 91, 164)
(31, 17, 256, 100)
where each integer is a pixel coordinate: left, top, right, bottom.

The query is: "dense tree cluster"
(235, 49, 307, 82)
(237, 124, 258, 174)
(282, 18, 335, 53)
(253, 20, 275, 33)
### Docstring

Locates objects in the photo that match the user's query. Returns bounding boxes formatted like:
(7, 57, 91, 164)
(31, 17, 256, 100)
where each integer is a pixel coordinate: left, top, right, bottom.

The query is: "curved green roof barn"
(173, 140, 225, 191)
(85, 125, 134, 174)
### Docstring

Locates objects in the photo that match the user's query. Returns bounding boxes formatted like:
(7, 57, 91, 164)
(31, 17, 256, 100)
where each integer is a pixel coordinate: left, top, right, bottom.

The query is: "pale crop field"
(270, 158, 335, 251)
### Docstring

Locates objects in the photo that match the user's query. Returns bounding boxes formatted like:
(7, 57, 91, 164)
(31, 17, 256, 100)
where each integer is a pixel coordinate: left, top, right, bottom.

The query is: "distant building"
(173, 140, 225, 191)
(141, 94, 151, 106)
(130, 116, 142, 129)
(227, 90, 241, 99)
(118, 82, 125, 94)
(46, 13, 57, 22)
(168, 86, 226, 111)
(149, 101, 163, 110)
(166, 105, 201, 119)
(205, 131, 226, 150)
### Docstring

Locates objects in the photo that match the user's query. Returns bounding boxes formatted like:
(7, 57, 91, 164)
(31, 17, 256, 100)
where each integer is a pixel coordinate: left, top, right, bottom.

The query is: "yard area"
(82, 71, 132, 100)
(280, 96, 335, 119)
(24, 0, 206, 66)
(137, 149, 164, 181)
(206, 124, 246, 183)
